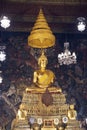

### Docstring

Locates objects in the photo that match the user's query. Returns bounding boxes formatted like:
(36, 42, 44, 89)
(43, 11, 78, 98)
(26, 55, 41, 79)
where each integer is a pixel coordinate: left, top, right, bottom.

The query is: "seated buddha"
(26, 51, 62, 93)
(68, 104, 77, 120)
(11, 104, 28, 130)
(17, 104, 27, 120)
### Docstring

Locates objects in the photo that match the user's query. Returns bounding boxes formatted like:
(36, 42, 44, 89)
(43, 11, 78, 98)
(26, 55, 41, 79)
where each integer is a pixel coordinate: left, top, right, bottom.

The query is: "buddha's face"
(40, 59, 47, 68)
(38, 52, 48, 69)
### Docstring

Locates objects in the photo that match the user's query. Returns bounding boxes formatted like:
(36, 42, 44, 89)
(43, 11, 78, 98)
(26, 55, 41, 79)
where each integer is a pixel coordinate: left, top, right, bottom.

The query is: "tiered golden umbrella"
(28, 9, 55, 49)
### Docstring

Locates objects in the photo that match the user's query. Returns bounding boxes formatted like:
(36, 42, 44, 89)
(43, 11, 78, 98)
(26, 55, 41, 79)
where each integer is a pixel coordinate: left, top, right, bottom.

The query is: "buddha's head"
(19, 104, 25, 110)
(69, 104, 74, 110)
(38, 51, 48, 69)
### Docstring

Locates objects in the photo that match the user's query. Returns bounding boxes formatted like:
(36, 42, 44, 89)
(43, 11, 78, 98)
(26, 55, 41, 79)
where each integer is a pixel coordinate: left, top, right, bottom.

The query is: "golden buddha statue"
(26, 51, 62, 93)
(68, 104, 77, 120)
(33, 51, 55, 88)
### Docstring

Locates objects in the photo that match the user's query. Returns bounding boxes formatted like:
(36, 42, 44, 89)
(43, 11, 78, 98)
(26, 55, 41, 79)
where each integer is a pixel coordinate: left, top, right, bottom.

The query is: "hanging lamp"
(0, 16, 10, 29)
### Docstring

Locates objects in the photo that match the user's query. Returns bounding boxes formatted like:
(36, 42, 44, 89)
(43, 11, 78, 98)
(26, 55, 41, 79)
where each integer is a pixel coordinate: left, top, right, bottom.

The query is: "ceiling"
(0, 0, 87, 33)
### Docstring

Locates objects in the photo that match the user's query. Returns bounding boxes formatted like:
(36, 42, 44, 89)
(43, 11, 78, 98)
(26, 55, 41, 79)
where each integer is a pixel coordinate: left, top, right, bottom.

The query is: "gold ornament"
(28, 9, 55, 48)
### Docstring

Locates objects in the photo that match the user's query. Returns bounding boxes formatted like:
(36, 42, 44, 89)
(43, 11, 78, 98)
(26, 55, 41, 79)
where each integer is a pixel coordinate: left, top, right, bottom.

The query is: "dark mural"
(0, 32, 87, 129)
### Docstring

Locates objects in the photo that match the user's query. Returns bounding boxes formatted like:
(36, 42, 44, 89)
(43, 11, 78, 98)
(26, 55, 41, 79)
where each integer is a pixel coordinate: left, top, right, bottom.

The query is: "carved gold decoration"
(11, 88, 82, 130)
(28, 9, 55, 48)
(21, 93, 68, 116)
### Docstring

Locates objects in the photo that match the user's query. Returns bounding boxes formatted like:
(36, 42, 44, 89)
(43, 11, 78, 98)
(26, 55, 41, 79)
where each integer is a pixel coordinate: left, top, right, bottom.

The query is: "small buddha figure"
(17, 104, 27, 120)
(68, 104, 77, 120)
(11, 104, 28, 130)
